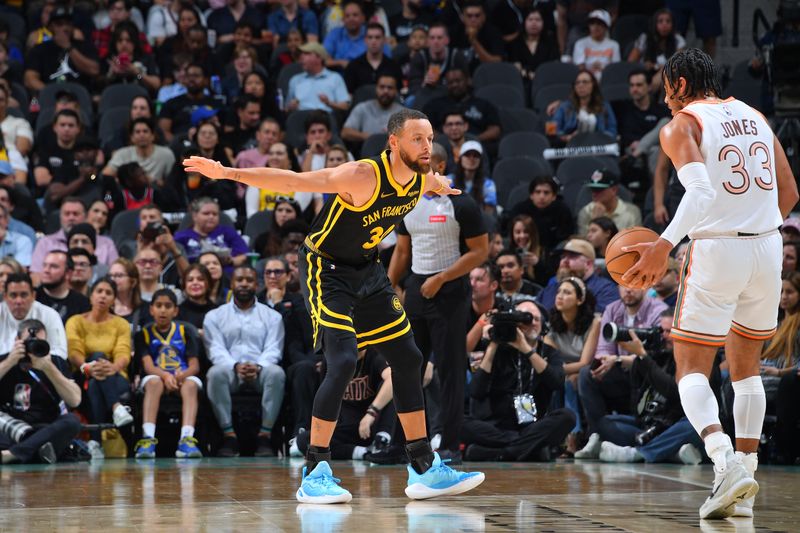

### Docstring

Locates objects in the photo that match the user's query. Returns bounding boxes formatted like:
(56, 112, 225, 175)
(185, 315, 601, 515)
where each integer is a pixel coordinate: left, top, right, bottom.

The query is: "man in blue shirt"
(0, 205, 32, 267)
(323, 0, 391, 69)
(204, 266, 285, 457)
(286, 43, 350, 113)
(268, 0, 319, 45)
(538, 238, 619, 313)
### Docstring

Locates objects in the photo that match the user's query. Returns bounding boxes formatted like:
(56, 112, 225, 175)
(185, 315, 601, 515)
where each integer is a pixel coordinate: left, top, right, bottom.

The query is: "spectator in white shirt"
(572, 10, 620, 82)
(0, 273, 68, 359)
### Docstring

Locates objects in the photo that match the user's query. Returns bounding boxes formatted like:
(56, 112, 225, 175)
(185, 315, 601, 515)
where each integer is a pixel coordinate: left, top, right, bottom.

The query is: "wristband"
(366, 405, 380, 418)
(520, 349, 535, 358)
(80, 363, 92, 376)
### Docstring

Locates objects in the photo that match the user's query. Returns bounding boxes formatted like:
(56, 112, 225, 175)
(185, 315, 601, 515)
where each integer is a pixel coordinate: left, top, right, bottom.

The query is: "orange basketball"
(604, 226, 660, 287)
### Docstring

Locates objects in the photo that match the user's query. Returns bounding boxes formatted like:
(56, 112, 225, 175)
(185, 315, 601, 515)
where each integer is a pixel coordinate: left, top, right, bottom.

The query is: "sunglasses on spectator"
(265, 269, 286, 276)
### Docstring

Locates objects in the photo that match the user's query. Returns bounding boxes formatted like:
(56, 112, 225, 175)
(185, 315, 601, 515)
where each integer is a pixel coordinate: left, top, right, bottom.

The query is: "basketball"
(605, 227, 660, 287)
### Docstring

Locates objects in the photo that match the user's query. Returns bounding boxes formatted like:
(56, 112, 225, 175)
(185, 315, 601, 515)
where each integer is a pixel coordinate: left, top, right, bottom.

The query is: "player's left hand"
(182, 156, 227, 180)
(420, 273, 445, 299)
(621, 238, 672, 289)
(358, 413, 375, 439)
(427, 172, 461, 196)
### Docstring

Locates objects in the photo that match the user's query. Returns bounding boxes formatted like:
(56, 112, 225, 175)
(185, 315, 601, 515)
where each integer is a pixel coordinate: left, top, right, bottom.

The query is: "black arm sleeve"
(182, 323, 200, 359)
(534, 344, 565, 392)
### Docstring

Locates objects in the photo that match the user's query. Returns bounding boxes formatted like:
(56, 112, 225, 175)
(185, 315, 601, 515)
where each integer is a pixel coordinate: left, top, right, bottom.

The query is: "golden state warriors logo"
(158, 346, 181, 372)
(392, 295, 402, 312)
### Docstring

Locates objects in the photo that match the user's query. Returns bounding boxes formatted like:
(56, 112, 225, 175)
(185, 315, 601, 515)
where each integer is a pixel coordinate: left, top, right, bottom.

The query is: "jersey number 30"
(719, 141, 774, 195)
(362, 225, 395, 250)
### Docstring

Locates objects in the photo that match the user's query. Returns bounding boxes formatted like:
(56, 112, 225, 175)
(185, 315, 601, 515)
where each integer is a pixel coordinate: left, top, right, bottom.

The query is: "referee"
(388, 142, 489, 463)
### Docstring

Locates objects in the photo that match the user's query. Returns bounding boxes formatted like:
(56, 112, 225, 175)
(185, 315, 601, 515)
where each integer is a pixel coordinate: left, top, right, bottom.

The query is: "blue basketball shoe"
(405, 452, 485, 500)
(296, 461, 353, 504)
(175, 436, 203, 458)
(134, 438, 157, 459)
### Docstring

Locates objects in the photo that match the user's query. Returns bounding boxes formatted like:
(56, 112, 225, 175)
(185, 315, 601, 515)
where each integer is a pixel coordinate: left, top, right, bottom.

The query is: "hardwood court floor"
(0, 458, 796, 532)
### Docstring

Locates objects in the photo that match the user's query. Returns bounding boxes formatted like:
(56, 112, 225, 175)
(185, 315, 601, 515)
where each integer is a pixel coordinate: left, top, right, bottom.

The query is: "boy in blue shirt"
(133, 289, 203, 458)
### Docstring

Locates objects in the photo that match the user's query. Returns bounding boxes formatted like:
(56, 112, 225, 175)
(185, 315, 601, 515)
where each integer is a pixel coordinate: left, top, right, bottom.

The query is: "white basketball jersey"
(677, 97, 782, 238)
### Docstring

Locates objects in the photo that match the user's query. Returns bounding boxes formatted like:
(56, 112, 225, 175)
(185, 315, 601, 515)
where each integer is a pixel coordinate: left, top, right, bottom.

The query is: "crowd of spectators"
(0, 0, 797, 466)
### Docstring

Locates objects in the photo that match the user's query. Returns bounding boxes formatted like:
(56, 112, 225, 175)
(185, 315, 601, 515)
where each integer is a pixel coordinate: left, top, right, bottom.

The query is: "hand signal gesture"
(182, 156, 227, 181)
(427, 172, 461, 196)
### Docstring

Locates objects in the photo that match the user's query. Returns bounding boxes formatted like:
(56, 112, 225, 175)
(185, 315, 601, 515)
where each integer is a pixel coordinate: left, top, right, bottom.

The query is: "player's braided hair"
(662, 47, 721, 101)
(387, 109, 429, 136)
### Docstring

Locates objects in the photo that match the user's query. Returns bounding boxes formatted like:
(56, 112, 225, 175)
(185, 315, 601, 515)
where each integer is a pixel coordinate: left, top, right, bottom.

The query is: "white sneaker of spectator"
(574, 433, 601, 459)
(678, 443, 703, 466)
(599, 441, 643, 463)
(87, 440, 105, 460)
(430, 433, 442, 451)
(113, 405, 133, 427)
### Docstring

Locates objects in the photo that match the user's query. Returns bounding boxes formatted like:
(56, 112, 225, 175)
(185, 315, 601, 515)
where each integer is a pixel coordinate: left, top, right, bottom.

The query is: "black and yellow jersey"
(305, 150, 425, 265)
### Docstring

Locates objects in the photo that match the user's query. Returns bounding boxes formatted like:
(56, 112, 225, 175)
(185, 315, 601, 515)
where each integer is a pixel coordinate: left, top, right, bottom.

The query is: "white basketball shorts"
(672, 232, 781, 346)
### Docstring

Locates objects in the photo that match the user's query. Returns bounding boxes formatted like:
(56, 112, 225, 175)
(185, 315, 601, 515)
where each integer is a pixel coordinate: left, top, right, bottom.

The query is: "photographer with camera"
(462, 298, 575, 462)
(574, 285, 666, 457)
(0, 319, 82, 464)
(133, 204, 189, 287)
(575, 309, 706, 464)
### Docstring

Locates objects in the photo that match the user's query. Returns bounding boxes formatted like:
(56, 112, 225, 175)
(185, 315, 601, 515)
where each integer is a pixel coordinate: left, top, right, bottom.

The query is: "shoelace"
(309, 472, 343, 489)
(180, 436, 199, 446)
(136, 438, 158, 450)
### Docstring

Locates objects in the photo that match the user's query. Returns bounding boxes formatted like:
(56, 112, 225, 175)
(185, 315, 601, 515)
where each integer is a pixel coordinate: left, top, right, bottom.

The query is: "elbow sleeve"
(661, 162, 716, 247)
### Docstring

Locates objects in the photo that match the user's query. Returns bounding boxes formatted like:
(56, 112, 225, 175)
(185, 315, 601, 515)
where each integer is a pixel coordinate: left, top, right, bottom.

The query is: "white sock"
(678, 373, 722, 435)
(732, 376, 766, 440)
(352, 446, 368, 460)
(181, 426, 195, 439)
(704, 431, 734, 470)
(142, 423, 156, 439)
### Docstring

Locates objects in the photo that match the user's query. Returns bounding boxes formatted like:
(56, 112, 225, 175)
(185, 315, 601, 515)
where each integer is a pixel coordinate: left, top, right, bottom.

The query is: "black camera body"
(141, 221, 168, 242)
(490, 296, 533, 344)
(602, 322, 663, 351)
(24, 328, 50, 358)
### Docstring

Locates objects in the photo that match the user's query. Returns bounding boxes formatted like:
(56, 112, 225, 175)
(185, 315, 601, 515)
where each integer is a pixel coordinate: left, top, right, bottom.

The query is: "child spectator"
(133, 289, 203, 459)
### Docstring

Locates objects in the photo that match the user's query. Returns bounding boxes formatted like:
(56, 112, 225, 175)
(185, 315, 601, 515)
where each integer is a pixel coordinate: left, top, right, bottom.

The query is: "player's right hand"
(621, 239, 672, 289)
(182, 156, 227, 180)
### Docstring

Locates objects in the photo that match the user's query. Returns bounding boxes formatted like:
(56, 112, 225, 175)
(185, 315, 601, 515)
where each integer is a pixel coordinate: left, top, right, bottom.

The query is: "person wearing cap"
(571, 9, 620, 82)
(65, 247, 97, 297)
(286, 42, 350, 113)
(556, 2, 618, 57)
(537, 238, 620, 314)
(447, 140, 497, 213)
(0, 205, 32, 268)
(576, 168, 641, 236)
(158, 63, 219, 144)
(781, 217, 800, 244)
(0, 84, 32, 159)
(24, 6, 99, 93)
(102, 117, 175, 186)
(323, 0, 391, 70)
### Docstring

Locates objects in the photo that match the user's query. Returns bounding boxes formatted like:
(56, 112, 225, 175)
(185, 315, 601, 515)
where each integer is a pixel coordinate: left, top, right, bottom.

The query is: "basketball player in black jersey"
(184, 109, 485, 503)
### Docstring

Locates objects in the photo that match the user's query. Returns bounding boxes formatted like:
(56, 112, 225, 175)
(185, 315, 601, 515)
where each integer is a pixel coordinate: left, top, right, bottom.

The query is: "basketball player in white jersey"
(621, 48, 798, 520)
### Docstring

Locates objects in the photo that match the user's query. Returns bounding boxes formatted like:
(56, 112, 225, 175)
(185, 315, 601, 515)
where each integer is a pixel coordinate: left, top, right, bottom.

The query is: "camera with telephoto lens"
(489, 295, 533, 344)
(24, 328, 50, 358)
(602, 323, 663, 351)
(141, 221, 168, 242)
